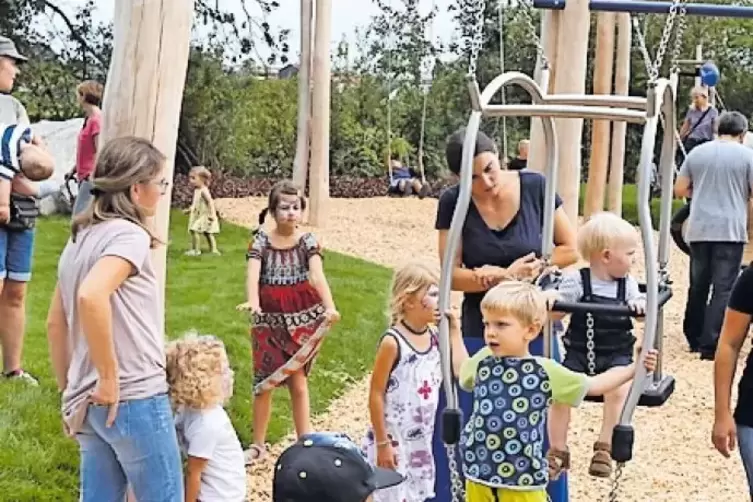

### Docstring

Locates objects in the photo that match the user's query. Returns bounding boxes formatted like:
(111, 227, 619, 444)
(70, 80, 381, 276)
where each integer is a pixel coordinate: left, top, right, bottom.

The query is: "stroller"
(53, 172, 79, 215)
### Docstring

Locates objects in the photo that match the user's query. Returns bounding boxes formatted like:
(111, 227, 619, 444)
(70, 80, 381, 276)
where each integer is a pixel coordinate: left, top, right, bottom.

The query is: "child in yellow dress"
(186, 165, 220, 256)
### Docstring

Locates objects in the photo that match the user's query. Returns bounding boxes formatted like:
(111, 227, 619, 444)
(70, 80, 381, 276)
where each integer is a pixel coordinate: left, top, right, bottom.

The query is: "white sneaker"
(4, 369, 39, 386)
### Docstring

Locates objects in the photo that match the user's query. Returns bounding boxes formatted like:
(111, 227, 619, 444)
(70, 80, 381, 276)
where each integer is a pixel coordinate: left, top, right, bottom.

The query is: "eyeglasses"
(151, 178, 170, 195)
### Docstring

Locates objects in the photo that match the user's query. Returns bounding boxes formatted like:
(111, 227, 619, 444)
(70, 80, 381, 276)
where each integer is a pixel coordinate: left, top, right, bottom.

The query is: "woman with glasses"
(45, 136, 182, 502)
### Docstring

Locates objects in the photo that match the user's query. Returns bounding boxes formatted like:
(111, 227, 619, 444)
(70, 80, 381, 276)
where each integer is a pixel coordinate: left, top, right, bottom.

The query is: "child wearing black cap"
(273, 432, 404, 502)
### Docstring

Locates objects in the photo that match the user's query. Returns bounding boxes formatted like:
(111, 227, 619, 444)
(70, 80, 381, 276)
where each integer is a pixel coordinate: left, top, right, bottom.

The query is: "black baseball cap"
(273, 432, 405, 502)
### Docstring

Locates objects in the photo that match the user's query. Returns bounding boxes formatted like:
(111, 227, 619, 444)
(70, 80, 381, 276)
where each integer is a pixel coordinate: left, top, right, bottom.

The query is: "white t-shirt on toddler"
(175, 405, 247, 502)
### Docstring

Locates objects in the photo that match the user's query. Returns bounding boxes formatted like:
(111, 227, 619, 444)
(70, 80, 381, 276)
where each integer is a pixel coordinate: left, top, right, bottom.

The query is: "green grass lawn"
(0, 211, 392, 502)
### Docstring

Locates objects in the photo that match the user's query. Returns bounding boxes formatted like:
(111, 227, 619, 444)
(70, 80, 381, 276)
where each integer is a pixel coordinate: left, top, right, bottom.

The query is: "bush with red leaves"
(172, 171, 456, 208)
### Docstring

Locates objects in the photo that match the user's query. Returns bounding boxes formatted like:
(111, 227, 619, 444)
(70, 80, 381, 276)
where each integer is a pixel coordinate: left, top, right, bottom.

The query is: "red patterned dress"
(247, 230, 327, 395)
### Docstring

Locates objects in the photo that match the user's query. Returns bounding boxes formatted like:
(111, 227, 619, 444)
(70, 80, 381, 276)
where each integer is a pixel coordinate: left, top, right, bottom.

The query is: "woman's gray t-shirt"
(57, 218, 168, 434)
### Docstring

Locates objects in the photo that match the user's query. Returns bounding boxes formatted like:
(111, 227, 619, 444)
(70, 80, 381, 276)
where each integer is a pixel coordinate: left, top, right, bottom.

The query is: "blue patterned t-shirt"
(458, 348, 588, 490)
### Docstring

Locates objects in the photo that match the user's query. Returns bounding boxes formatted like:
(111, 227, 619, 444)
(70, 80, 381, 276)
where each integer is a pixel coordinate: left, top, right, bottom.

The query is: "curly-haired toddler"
(166, 332, 246, 502)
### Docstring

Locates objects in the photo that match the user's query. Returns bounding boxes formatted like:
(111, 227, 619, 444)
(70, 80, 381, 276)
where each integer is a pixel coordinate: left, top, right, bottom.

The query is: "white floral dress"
(362, 327, 443, 502)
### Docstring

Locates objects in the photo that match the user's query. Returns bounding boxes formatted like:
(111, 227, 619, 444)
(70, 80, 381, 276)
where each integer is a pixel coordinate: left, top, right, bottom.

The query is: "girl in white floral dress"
(363, 262, 458, 502)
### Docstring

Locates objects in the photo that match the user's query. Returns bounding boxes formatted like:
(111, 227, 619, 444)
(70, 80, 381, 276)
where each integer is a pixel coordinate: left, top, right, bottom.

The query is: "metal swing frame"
(436, 69, 679, 472)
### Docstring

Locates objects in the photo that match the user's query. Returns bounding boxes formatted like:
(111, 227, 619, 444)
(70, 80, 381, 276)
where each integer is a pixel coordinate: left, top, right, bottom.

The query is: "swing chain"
(607, 462, 625, 502)
(586, 312, 596, 376)
(669, 1, 688, 75)
(467, 0, 487, 78)
(650, 0, 680, 82)
(632, 0, 685, 83)
(445, 444, 466, 502)
(518, 1, 549, 70)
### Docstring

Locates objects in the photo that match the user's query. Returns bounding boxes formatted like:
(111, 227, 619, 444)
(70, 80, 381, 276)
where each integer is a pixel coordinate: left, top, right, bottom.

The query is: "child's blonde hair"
(190, 165, 212, 184)
(577, 212, 639, 259)
(480, 280, 552, 328)
(165, 331, 234, 409)
(388, 261, 439, 325)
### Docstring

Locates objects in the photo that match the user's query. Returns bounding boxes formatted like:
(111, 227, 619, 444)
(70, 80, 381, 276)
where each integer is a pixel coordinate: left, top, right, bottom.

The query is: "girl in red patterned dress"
(237, 180, 339, 465)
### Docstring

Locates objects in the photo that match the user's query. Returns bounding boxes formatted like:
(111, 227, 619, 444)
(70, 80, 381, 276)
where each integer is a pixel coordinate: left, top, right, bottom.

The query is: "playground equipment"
(100, 0, 193, 329)
(436, 0, 753, 501)
(385, 0, 436, 187)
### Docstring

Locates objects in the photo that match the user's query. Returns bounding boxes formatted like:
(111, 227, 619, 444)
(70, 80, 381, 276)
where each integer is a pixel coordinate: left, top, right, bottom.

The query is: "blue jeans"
(76, 394, 183, 502)
(0, 227, 35, 282)
(737, 424, 753, 496)
(72, 179, 94, 217)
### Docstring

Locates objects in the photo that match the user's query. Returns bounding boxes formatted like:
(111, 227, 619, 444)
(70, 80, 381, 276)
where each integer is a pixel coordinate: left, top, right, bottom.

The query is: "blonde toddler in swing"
(236, 180, 340, 465)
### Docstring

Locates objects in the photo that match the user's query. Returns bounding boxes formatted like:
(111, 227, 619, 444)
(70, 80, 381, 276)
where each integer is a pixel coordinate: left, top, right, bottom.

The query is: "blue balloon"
(700, 61, 720, 87)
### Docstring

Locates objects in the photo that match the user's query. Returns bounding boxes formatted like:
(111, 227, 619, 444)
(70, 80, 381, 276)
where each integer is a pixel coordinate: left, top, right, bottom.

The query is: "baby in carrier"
(0, 123, 54, 227)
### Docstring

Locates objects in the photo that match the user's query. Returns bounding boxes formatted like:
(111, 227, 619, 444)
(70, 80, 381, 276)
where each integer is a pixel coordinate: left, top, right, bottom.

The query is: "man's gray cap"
(0, 37, 27, 62)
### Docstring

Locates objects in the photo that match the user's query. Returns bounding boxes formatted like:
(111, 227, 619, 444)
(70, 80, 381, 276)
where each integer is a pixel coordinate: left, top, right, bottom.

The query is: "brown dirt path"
(217, 196, 750, 502)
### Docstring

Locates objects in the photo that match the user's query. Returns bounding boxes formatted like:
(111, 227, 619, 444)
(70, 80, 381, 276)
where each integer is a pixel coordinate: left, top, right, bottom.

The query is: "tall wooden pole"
(551, 0, 591, 224)
(100, 0, 194, 330)
(292, 0, 315, 192)
(527, 10, 560, 174)
(607, 13, 631, 216)
(583, 12, 616, 219)
(308, 0, 331, 227)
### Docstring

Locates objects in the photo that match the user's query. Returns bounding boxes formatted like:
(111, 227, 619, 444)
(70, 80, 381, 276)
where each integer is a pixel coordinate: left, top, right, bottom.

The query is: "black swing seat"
(551, 283, 675, 408)
(581, 374, 675, 407)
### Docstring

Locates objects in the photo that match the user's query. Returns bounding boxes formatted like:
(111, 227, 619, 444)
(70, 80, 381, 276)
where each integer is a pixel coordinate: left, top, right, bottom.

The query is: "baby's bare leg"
(600, 380, 631, 444)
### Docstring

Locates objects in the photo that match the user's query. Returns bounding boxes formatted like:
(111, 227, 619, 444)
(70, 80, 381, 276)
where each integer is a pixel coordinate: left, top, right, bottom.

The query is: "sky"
(50, 0, 460, 66)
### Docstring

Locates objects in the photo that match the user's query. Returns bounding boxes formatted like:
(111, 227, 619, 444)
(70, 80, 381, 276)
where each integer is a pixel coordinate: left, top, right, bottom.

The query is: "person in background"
(674, 110, 753, 361)
(69, 79, 103, 216)
(712, 263, 753, 501)
(679, 86, 718, 155)
(0, 35, 50, 385)
(507, 139, 529, 171)
(388, 158, 430, 198)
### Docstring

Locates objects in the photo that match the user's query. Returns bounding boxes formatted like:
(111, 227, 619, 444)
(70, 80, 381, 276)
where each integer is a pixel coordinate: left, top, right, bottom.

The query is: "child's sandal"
(588, 441, 613, 478)
(546, 447, 570, 481)
(244, 443, 268, 466)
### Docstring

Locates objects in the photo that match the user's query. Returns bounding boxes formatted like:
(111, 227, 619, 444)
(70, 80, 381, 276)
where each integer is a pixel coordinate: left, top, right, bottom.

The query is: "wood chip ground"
(216, 196, 749, 502)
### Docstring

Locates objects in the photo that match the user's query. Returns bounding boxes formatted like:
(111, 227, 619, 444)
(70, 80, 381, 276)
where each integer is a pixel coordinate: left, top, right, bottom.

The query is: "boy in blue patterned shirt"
(448, 280, 657, 501)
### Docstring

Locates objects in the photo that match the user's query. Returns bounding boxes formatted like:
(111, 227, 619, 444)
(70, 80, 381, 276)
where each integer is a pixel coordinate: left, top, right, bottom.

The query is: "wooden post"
(100, 0, 194, 329)
(551, 0, 591, 224)
(292, 0, 315, 192)
(607, 13, 631, 216)
(527, 10, 560, 174)
(583, 12, 616, 219)
(308, 0, 332, 227)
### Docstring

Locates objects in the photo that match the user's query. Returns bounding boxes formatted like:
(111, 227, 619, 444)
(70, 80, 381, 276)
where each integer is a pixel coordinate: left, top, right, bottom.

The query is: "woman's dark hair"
(445, 127, 498, 175)
(717, 111, 748, 137)
(256, 180, 307, 229)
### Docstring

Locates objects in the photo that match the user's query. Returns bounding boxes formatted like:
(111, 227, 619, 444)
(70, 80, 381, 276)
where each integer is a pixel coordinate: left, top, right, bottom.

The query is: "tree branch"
(40, 0, 106, 67)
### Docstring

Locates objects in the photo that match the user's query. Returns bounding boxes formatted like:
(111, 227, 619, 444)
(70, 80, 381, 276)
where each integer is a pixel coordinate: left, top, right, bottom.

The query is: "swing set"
(384, 0, 436, 189)
(435, 1, 753, 501)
